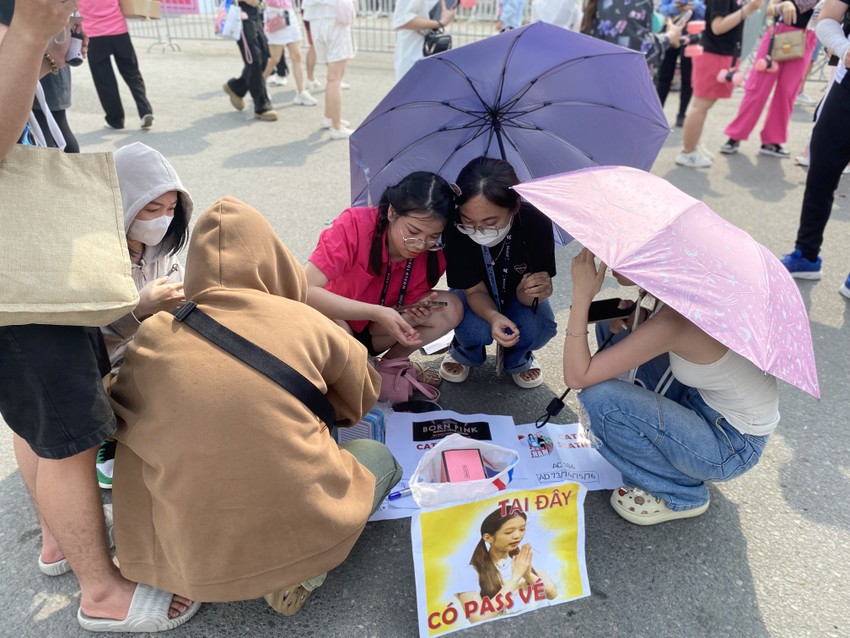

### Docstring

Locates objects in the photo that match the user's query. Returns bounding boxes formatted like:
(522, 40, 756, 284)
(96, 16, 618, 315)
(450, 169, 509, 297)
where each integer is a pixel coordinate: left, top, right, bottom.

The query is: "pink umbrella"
(514, 166, 820, 399)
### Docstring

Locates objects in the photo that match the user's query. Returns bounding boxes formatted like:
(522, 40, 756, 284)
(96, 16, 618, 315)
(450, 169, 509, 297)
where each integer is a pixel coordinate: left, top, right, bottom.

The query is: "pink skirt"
(692, 51, 737, 100)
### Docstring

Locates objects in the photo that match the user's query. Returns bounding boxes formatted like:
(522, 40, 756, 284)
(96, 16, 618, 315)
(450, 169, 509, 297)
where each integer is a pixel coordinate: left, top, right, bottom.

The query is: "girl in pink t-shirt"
(306, 172, 462, 363)
(77, 0, 153, 129)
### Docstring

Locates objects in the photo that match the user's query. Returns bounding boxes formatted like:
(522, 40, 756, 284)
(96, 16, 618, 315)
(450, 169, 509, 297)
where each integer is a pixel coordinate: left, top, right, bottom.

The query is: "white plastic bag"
(409, 433, 519, 508)
(217, 1, 243, 40)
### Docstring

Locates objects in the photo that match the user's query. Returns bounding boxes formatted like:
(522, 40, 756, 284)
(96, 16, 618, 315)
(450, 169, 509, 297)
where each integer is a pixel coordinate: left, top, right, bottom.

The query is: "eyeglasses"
(401, 234, 444, 251)
(454, 222, 510, 237)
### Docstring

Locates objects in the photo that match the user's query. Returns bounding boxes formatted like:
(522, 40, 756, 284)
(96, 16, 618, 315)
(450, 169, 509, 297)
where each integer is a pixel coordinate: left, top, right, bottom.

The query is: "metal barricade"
(127, 0, 535, 53)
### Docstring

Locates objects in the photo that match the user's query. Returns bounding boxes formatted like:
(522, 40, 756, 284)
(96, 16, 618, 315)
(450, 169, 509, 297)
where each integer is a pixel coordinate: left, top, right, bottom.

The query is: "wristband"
(43, 52, 60, 75)
(565, 329, 589, 337)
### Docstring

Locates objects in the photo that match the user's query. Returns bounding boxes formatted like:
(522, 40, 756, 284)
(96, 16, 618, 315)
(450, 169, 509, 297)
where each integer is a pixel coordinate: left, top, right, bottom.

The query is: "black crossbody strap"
(173, 302, 336, 427)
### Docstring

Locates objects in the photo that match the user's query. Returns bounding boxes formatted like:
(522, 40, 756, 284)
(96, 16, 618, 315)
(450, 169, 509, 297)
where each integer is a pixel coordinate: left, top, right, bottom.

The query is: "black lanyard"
(379, 258, 414, 308)
(481, 233, 512, 313)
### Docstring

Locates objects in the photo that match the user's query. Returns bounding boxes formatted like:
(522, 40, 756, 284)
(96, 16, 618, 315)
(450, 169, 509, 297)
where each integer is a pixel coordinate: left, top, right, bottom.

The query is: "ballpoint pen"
(388, 486, 413, 500)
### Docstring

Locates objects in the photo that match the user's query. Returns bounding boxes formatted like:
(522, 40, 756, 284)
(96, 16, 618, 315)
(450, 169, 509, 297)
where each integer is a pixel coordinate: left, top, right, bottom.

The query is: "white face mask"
(127, 215, 172, 246)
(467, 220, 512, 247)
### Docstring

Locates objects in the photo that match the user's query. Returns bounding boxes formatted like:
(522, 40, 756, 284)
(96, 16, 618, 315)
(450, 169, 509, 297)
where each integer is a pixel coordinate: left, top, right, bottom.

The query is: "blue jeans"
(578, 363, 769, 511)
(595, 321, 687, 401)
(449, 290, 557, 374)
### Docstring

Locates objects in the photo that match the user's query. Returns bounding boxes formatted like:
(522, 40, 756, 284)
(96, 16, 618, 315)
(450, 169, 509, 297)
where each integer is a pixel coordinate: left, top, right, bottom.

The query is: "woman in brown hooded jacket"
(107, 196, 401, 615)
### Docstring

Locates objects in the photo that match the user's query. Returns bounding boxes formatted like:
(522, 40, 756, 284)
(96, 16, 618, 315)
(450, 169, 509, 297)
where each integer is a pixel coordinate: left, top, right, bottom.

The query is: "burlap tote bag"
(0, 145, 139, 327)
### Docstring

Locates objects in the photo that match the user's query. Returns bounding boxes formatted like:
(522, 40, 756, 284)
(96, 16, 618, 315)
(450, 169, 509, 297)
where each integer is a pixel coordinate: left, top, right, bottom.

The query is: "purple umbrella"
(349, 22, 669, 215)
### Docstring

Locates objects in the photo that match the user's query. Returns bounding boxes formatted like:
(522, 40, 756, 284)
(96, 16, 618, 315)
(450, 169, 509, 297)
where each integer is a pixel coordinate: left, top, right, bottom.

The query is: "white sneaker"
(341, 81, 351, 90)
(293, 90, 318, 106)
(675, 150, 712, 168)
(795, 155, 848, 173)
(305, 78, 322, 91)
(795, 93, 817, 106)
(321, 116, 350, 130)
(96, 458, 114, 490)
(267, 73, 288, 87)
(328, 126, 354, 140)
(840, 274, 850, 299)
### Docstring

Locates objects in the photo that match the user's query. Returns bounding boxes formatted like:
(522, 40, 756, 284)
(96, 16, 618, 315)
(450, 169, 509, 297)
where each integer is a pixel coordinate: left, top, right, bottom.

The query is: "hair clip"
(449, 183, 462, 197)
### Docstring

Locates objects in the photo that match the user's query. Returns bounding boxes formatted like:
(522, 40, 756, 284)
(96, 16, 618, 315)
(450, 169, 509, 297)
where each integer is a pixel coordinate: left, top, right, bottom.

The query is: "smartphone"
(429, 0, 457, 20)
(674, 9, 693, 27)
(586, 298, 634, 324)
(398, 300, 448, 311)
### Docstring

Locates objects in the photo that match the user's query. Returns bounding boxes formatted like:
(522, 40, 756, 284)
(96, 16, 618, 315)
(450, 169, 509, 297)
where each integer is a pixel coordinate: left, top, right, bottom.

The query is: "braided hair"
(368, 171, 455, 287)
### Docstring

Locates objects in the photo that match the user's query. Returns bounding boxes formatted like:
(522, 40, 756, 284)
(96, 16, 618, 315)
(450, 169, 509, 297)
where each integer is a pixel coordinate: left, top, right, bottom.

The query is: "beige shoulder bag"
(0, 144, 139, 327)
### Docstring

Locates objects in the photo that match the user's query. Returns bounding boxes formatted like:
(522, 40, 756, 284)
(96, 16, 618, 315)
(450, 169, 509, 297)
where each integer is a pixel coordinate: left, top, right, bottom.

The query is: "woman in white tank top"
(562, 248, 780, 526)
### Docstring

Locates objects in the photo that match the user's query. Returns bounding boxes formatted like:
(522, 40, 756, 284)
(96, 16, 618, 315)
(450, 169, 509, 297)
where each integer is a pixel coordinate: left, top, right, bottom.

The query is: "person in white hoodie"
(101, 142, 193, 370)
(96, 142, 193, 489)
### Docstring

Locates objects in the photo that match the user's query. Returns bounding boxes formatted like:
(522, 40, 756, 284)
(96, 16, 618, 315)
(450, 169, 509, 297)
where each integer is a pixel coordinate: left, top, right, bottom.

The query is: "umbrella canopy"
(514, 166, 819, 399)
(349, 22, 669, 211)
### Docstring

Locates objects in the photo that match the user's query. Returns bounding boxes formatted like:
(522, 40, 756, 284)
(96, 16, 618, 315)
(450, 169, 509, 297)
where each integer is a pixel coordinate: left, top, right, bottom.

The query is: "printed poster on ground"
(411, 483, 590, 637)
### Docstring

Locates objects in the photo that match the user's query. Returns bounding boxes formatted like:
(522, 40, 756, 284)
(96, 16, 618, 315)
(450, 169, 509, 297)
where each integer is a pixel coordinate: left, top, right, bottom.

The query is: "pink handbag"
(265, 13, 287, 33)
(374, 357, 440, 404)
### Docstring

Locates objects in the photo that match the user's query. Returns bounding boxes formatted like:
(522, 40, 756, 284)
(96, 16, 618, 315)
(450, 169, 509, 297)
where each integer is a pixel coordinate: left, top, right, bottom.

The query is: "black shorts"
(0, 324, 116, 459)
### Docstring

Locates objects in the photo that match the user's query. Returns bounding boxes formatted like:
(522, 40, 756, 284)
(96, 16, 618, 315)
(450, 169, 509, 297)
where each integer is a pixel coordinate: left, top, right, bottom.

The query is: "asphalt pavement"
(0, 40, 848, 638)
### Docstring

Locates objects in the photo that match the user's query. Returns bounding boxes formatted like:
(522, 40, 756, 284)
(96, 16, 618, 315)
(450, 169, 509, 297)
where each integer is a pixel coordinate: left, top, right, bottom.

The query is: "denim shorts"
(0, 324, 116, 459)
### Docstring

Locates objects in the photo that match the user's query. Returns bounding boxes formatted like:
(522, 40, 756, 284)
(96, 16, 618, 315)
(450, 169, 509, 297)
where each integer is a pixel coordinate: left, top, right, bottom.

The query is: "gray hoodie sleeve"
(108, 311, 143, 340)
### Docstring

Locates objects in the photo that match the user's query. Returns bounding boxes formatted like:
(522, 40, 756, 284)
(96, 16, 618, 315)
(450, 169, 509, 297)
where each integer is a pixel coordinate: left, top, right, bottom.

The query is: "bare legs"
(13, 435, 192, 620)
(306, 41, 317, 85)
(286, 42, 306, 94)
(263, 44, 307, 94)
(263, 44, 285, 81)
(13, 434, 61, 564)
(324, 59, 348, 130)
(682, 97, 717, 153)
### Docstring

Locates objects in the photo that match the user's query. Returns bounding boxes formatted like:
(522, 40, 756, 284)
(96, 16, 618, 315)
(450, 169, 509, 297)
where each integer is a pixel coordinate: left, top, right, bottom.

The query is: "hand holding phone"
(430, 0, 457, 27)
(398, 300, 448, 312)
(586, 298, 634, 323)
(674, 8, 693, 27)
